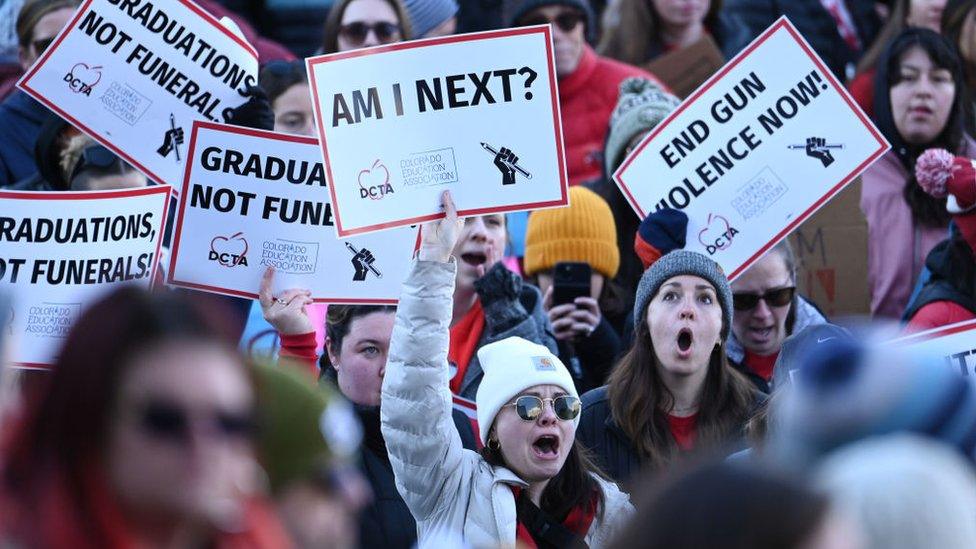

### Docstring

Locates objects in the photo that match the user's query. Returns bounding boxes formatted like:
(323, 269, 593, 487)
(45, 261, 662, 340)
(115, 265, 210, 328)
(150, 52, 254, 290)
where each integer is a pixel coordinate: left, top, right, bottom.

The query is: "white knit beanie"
(475, 337, 579, 445)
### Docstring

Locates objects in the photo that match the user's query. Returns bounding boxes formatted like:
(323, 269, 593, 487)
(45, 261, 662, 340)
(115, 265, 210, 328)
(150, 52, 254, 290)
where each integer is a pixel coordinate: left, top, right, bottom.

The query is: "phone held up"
(553, 262, 592, 307)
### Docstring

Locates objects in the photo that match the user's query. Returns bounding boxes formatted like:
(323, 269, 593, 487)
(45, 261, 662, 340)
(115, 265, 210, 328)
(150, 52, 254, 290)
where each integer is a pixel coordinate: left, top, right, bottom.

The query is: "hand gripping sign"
(614, 17, 889, 280)
(0, 186, 170, 367)
(17, 0, 258, 188)
(306, 26, 568, 237)
(167, 122, 418, 303)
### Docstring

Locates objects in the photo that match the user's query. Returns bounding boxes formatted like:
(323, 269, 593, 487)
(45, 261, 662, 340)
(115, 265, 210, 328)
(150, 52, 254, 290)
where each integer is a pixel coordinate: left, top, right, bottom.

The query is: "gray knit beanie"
(403, 0, 458, 38)
(633, 250, 733, 339)
(604, 78, 680, 179)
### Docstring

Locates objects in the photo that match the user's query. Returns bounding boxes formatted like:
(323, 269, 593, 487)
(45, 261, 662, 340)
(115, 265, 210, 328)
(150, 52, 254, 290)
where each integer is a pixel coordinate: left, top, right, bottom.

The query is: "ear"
(325, 336, 340, 369)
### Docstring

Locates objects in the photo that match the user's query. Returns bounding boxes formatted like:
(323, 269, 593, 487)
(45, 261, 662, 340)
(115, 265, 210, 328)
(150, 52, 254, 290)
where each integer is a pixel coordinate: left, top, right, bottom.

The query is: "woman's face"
(646, 275, 723, 377)
(337, 0, 402, 52)
(273, 83, 315, 137)
(19, 7, 75, 70)
(492, 384, 576, 483)
(651, 0, 710, 28)
(889, 45, 956, 145)
(452, 214, 507, 293)
(106, 341, 256, 526)
(730, 252, 793, 357)
(327, 311, 395, 407)
(906, 0, 947, 32)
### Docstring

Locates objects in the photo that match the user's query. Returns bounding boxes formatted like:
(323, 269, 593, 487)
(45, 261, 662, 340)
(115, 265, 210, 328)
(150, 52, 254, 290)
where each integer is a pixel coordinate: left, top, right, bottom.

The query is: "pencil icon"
(787, 144, 845, 150)
(345, 242, 382, 279)
(481, 142, 532, 179)
(170, 114, 181, 162)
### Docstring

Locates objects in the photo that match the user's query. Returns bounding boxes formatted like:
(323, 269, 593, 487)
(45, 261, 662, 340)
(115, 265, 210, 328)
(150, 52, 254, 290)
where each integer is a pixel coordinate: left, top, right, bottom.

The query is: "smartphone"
(552, 262, 592, 307)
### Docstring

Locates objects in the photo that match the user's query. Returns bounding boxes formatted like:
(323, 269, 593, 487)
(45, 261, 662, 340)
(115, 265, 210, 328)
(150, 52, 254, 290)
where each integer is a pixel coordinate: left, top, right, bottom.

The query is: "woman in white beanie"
(381, 192, 633, 547)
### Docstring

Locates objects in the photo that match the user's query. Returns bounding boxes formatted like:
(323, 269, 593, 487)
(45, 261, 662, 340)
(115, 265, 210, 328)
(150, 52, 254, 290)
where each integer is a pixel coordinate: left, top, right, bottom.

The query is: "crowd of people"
(3, 0, 976, 547)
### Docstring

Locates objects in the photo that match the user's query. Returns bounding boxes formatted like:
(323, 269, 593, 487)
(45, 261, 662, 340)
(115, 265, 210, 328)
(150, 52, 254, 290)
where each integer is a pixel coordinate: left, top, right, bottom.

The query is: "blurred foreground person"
(0, 288, 289, 548)
(612, 459, 862, 549)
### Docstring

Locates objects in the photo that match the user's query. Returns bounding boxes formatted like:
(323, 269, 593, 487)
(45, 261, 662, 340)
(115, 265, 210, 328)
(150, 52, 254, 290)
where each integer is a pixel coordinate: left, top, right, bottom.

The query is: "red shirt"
(847, 69, 875, 118)
(744, 350, 779, 382)
(448, 299, 485, 394)
(667, 413, 698, 451)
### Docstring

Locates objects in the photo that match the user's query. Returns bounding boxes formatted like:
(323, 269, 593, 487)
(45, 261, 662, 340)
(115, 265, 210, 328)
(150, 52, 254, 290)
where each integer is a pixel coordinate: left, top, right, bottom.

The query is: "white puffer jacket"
(381, 259, 634, 547)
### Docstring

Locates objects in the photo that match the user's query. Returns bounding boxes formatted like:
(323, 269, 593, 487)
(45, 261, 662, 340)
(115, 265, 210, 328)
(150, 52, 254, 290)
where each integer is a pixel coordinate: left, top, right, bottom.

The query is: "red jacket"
(560, 46, 661, 186)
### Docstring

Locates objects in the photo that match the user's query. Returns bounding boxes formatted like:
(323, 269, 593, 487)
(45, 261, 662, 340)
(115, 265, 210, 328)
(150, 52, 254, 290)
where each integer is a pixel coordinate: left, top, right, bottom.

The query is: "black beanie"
(502, 0, 594, 42)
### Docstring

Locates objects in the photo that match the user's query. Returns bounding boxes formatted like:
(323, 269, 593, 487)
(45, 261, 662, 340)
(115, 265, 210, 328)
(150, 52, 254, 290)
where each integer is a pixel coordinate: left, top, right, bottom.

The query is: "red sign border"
(1, 185, 172, 369)
(612, 16, 889, 280)
(16, 0, 259, 188)
(306, 25, 569, 238)
(894, 319, 976, 346)
(166, 120, 406, 305)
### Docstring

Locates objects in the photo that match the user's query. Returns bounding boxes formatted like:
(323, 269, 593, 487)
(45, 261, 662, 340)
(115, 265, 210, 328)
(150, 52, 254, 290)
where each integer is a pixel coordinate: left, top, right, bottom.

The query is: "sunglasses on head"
(506, 395, 581, 421)
(732, 287, 796, 311)
(139, 400, 255, 444)
(519, 11, 584, 33)
(338, 21, 401, 46)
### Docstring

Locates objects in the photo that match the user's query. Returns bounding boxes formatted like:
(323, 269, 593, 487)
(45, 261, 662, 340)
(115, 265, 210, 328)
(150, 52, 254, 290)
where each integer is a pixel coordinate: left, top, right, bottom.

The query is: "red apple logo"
(358, 159, 394, 201)
(68, 62, 101, 91)
(698, 213, 736, 255)
(209, 232, 249, 267)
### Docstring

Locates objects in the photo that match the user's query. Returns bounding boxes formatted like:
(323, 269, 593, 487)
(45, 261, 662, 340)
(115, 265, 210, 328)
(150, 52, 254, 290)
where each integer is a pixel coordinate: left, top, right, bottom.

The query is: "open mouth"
(460, 252, 487, 267)
(532, 435, 560, 459)
(677, 328, 693, 353)
(749, 326, 773, 340)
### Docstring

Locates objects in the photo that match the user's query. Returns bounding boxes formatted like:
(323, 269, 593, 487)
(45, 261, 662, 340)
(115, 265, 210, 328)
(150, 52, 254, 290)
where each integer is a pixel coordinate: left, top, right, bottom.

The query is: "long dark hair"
(607, 306, 756, 469)
(481, 436, 607, 521)
(874, 27, 968, 227)
(598, 0, 722, 65)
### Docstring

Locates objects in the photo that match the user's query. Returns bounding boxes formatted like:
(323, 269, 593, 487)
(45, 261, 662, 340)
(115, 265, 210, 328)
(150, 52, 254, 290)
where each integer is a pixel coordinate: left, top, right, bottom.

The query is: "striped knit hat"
(524, 186, 619, 278)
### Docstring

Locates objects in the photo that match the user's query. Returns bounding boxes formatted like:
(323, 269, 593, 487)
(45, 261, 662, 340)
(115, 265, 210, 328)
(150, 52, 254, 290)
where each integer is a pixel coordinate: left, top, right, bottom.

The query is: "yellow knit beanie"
(524, 186, 619, 278)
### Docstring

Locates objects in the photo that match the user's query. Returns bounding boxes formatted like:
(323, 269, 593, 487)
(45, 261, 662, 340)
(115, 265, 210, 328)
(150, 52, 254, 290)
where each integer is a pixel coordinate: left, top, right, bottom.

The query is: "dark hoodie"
(904, 223, 976, 321)
(0, 91, 50, 187)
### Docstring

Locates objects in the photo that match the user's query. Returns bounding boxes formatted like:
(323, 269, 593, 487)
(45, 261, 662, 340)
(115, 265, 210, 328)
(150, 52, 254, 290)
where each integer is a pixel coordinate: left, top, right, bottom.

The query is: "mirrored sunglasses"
(506, 395, 581, 421)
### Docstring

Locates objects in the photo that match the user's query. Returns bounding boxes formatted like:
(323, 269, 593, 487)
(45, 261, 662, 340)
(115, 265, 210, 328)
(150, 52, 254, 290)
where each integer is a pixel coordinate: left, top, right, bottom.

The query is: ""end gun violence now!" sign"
(167, 122, 418, 303)
(614, 17, 889, 280)
(307, 27, 568, 237)
(0, 187, 170, 367)
(18, 0, 258, 187)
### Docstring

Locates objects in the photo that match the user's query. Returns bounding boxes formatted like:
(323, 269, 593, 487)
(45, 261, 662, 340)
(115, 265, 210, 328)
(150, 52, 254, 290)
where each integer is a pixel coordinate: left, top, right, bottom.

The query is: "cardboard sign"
(306, 27, 568, 237)
(167, 122, 418, 303)
(18, 0, 258, 188)
(789, 179, 870, 317)
(0, 187, 170, 367)
(645, 34, 726, 99)
(894, 320, 976, 378)
(614, 17, 889, 280)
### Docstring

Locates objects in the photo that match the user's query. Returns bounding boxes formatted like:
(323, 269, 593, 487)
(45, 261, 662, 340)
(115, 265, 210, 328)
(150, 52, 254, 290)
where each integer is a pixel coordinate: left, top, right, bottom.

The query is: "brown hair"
(321, 305, 396, 372)
(607, 309, 756, 469)
(855, 0, 910, 76)
(597, 0, 722, 66)
(16, 0, 79, 48)
(321, 0, 413, 54)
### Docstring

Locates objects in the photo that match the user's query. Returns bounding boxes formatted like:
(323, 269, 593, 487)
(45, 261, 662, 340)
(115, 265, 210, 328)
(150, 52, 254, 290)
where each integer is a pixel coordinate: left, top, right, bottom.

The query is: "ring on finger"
(274, 297, 288, 305)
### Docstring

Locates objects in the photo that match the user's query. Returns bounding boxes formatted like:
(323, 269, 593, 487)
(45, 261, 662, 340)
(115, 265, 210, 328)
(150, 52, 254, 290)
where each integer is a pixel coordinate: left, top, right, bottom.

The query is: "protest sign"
(614, 17, 889, 280)
(894, 320, 976, 378)
(0, 186, 170, 367)
(306, 27, 568, 237)
(167, 122, 419, 303)
(18, 0, 258, 188)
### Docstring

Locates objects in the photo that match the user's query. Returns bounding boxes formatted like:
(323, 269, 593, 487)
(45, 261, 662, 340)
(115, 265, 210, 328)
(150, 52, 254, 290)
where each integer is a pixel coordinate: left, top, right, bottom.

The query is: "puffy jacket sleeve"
(381, 259, 467, 521)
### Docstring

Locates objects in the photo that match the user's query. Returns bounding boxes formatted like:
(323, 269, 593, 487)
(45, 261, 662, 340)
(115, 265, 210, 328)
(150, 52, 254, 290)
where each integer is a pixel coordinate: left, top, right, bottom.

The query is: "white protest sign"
(306, 27, 568, 237)
(894, 320, 976, 379)
(18, 0, 258, 188)
(614, 17, 889, 279)
(167, 122, 418, 303)
(0, 187, 170, 367)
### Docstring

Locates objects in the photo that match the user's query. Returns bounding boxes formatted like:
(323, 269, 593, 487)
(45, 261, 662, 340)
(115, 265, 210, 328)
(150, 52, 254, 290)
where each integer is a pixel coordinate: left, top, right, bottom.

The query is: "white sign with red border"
(893, 319, 976, 379)
(167, 122, 418, 303)
(0, 186, 170, 368)
(614, 17, 889, 280)
(306, 27, 568, 237)
(17, 0, 258, 188)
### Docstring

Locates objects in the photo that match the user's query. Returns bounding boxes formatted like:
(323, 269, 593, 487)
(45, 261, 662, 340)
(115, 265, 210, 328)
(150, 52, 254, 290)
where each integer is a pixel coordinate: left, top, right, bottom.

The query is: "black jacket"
(559, 316, 622, 394)
(356, 405, 478, 548)
(904, 227, 976, 321)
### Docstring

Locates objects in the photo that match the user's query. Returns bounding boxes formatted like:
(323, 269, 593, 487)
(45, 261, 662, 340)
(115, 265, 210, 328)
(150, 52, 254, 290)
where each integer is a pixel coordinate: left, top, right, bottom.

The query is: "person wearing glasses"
(0, 288, 289, 547)
(0, 0, 78, 188)
(503, 0, 661, 186)
(577, 249, 762, 490)
(322, 0, 413, 54)
(727, 241, 826, 393)
(381, 191, 633, 547)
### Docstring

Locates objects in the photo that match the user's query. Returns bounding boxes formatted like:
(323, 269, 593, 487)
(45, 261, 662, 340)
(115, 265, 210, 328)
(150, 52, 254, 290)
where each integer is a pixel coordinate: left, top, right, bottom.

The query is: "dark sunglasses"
(506, 395, 581, 421)
(338, 22, 401, 46)
(519, 11, 584, 33)
(139, 400, 255, 443)
(70, 144, 126, 181)
(31, 37, 55, 56)
(732, 287, 796, 311)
